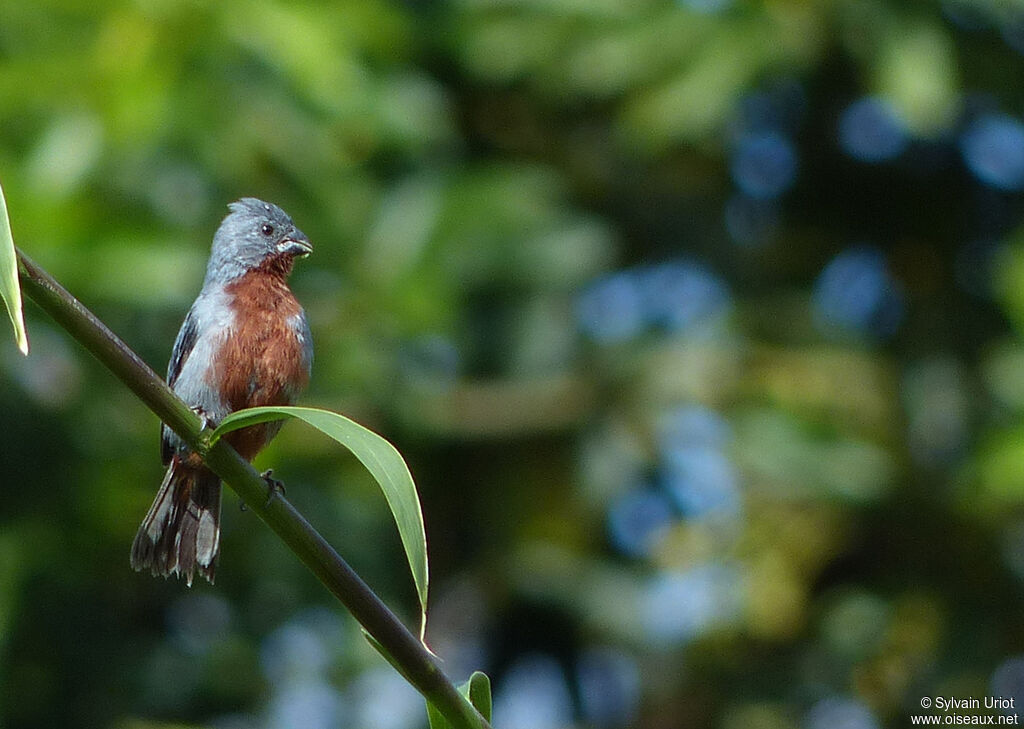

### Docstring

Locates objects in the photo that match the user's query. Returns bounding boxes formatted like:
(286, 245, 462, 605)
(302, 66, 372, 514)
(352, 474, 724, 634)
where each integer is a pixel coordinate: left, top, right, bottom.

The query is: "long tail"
(130, 458, 222, 586)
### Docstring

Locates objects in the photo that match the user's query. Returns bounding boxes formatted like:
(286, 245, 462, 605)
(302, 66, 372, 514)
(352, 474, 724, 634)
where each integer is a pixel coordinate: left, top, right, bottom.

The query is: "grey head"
(203, 198, 312, 286)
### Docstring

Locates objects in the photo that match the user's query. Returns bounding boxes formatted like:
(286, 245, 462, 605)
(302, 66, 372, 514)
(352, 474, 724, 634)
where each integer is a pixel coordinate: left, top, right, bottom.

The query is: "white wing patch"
(196, 510, 219, 567)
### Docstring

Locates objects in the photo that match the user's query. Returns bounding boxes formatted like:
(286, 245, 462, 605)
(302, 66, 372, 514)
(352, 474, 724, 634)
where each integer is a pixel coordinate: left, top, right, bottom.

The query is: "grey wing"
(161, 307, 200, 465)
(167, 307, 200, 387)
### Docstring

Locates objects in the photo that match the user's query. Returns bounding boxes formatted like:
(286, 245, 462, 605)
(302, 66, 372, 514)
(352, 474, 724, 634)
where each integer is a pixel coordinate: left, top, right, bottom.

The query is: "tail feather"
(131, 458, 222, 586)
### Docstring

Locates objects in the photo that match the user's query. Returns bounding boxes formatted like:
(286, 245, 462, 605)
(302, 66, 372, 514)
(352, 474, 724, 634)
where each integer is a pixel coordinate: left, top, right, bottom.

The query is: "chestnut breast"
(209, 266, 310, 460)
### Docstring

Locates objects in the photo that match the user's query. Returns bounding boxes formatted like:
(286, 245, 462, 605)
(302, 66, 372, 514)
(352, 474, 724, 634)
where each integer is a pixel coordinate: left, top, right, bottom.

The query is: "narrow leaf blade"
(426, 700, 451, 729)
(0, 182, 28, 355)
(467, 672, 492, 722)
(211, 405, 429, 639)
(362, 629, 416, 685)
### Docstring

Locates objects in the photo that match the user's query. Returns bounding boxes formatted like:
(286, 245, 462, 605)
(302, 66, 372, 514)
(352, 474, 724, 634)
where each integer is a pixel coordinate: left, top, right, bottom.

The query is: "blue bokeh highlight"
(805, 697, 880, 729)
(658, 406, 741, 520)
(577, 261, 731, 343)
(577, 647, 641, 727)
(643, 261, 732, 334)
(492, 654, 574, 729)
(813, 247, 904, 339)
(838, 97, 909, 163)
(641, 564, 744, 645)
(606, 487, 675, 558)
(961, 113, 1024, 191)
(662, 446, 741, 520)
(731, 131, 799, 200)
(576, 271, 647, 343)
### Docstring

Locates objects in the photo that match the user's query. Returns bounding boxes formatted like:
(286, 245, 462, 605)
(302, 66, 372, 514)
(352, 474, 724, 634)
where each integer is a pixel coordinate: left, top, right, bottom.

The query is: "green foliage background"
(3, 0, 1024, 727)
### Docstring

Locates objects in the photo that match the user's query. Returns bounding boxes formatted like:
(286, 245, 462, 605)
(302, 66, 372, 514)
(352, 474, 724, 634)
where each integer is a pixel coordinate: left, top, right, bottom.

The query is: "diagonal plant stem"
(16, 249, 490, 729)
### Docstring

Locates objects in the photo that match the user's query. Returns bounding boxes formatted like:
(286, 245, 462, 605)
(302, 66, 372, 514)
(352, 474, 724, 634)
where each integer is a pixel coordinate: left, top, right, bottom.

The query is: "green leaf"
(365, 630, 490, 729)
(426, 700, 448, 729)
(464, 671, 492, 722)
(425, 671, 492, 729)
(362, 628, 417, 685)
(210, 405, 428, 639)
(0, 181, 28, 355)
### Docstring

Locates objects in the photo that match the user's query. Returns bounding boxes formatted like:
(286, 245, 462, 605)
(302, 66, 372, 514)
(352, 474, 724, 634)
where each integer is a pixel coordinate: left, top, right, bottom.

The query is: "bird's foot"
(191, 407, 219, 458)
(191, 406, 213, 430)
(261, 469, 287, 506)
(240, 470, 287, 511)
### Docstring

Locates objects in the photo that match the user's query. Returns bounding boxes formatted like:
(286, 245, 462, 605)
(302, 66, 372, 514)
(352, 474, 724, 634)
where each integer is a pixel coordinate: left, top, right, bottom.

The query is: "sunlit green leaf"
(0, 181, 28, 355)
(425, 671, 492, 729)
(465, 671, 492, 722)
(875, 20, 959, 136)
(210, 405, 428, 639)
(979, 425, 1024, 502)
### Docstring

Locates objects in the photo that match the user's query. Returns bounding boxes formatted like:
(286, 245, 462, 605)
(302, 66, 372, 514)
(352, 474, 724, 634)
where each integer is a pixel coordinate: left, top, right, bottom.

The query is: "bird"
(131, 198, 314, 586)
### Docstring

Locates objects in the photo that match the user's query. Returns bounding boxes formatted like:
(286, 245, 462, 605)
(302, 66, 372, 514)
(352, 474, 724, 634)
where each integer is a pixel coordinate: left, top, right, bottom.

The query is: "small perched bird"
(131, 198, 313, 585)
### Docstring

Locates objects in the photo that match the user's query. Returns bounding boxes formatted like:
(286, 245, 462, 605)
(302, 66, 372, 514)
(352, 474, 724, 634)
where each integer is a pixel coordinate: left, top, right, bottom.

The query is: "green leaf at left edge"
(210, 405, 428, 640)
(0, 181, 28, 355)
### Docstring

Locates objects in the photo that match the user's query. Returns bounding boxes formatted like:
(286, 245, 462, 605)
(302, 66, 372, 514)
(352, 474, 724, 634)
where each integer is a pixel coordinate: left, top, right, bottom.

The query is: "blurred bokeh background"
(5, 0, 1024, 727)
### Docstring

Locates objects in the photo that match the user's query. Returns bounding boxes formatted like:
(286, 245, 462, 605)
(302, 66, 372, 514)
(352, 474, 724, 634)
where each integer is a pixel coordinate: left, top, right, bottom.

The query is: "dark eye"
(260, 223, 274, 236)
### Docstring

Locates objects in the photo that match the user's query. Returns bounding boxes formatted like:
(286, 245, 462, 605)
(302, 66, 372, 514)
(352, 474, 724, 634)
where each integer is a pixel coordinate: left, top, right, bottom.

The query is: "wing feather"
(161, 309, 200, 464)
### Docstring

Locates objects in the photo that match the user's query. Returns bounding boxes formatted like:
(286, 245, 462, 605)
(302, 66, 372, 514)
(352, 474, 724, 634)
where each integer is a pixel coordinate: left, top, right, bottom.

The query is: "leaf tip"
(468, 671, 492, 723)
(3, 292, 28, 356)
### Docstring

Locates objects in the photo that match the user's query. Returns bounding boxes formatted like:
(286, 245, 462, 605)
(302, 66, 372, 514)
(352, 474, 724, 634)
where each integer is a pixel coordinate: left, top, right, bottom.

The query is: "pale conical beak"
(280, 232, 313, 257)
